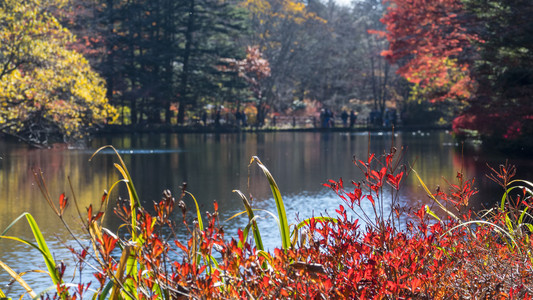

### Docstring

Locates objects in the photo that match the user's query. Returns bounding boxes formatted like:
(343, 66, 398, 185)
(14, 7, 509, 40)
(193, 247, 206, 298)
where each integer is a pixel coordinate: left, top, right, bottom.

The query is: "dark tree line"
(67, 0, 249, 125)
(63, 0, 401, 126)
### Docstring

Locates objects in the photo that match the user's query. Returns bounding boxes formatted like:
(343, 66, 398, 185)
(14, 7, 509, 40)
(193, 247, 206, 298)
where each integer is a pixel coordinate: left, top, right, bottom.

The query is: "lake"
(1, 130, 532, 295)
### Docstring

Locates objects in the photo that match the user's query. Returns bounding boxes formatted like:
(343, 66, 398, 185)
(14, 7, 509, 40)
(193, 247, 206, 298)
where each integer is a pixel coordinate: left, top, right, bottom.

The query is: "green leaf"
(25, 213, 61, 285)
(250, 156, 291, 251)
(1, 213, 61, 286)
(233, 189, 264, 251)
(186, 191, 204, 231)
(425, 205, 442, 222)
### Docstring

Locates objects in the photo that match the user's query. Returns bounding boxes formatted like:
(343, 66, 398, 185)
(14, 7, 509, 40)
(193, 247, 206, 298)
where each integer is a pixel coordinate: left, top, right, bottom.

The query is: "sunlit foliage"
(0, 0, 116, 145)
(379, 0, 479, 104)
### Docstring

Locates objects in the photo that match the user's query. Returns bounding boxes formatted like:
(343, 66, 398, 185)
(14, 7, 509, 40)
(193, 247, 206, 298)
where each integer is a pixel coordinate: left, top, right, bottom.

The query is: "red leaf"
(59, 193, 68, 215)
(174, 240, 189, 253)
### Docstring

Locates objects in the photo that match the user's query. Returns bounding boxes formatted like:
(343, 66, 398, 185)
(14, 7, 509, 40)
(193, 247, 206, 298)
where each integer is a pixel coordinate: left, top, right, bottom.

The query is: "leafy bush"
(1, 146, 533, 299)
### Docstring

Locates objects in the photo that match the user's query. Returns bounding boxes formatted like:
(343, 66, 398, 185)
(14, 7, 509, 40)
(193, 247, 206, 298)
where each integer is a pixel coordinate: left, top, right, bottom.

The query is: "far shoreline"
(96, 123, 452, 135)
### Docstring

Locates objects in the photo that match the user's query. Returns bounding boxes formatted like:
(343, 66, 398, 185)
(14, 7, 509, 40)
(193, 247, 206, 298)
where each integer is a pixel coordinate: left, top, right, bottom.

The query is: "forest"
(2, 0, 533, 298)
(0, 0, 532, 145)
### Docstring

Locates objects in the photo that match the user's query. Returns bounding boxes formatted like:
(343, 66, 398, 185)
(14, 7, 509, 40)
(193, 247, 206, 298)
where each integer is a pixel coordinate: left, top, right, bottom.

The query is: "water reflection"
(1, 131, 532, 295)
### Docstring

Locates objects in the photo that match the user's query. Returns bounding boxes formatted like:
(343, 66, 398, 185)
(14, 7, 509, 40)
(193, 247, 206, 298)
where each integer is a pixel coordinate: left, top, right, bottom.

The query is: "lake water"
(1, 130, 532, 295)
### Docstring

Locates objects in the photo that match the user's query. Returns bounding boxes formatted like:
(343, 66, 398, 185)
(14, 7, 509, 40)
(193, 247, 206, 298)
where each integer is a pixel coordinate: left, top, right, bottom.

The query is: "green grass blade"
(413, 169, 459, 222)
(0, 235, 59, 285)
(501, 185, 533, 211)
(239, 216, 260, 249)
(257, 250, 272, 266)
(99, 280, 114, 300)
(24, 214, 61, 286)
(205, 254, 220, 276)
(2, 213, 61, 286)
(296, 217, 338, 230)
(225, 210, 248, 222)
(508, 179, 533, 190)
(91, 146, 141, 208)
(425, 205, 442, 222)
(233, 190, 264, 251)
(91, 146, 141, 241)
(0, 259, 37, 298)
(250, 156, 290, 250)
(185, 191, 203, 231)
(1, 212, 34, 236)
(504, 213, 514, 233)
(518, 208, 532, 226)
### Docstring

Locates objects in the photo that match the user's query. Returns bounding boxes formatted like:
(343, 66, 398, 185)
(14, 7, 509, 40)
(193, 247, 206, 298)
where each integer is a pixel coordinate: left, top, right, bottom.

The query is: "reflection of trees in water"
(0, 141, 122, 295)
(0, 145, 120, 239)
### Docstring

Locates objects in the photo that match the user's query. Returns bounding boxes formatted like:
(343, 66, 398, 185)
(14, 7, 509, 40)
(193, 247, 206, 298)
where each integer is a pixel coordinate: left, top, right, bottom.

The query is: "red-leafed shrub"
(4, 146, 533, 299)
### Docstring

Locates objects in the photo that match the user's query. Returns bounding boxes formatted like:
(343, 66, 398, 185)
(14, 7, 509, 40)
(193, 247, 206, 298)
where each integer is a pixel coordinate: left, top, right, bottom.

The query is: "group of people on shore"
(320, 108, 358, 128)
(369, 108, 397, 127)
(198, 106, 397, 129)
(320, 107, 397, 128)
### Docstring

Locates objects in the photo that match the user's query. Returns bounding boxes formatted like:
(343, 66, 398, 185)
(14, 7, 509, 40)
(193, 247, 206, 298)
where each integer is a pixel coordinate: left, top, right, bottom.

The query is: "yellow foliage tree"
(0, 0, 116, 145)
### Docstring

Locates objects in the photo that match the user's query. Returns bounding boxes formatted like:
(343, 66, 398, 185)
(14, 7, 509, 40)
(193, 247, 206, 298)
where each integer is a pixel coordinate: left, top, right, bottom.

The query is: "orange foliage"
(378, 0, 480, 102)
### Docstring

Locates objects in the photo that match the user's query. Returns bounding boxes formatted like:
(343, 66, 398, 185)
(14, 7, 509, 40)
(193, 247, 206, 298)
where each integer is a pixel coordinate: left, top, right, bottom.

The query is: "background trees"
(0, 0, 116, 145)
(63, 0, 402, 127)
(67, 0, 249, 126)
(380, 0, 533, 140)
(458, 0, 533, 141)
(4, 0, 529, 143)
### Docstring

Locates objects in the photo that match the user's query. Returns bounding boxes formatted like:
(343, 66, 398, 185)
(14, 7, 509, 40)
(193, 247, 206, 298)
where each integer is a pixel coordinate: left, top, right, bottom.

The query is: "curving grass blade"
(441, 220, 521, 252)
(91, 146, 140, 207)
(25, 213, 61, 286)
(185, 191, 204, 231)
(413, 169, 459, 222)
(91, 146, 141, 240)
(250, 156, 290, 250)
(233, 190, 264, 251)
(1, 213, 61, 286)
(501, 183, 533, 211)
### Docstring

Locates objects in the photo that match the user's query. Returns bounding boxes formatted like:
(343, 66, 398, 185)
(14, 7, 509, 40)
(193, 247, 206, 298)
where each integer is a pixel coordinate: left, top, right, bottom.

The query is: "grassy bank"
(1, 146, 532, 299)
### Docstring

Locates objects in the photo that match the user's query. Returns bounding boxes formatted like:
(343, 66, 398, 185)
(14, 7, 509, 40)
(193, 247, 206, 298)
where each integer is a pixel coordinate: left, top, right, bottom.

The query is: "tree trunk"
(178, 0, 195, 124)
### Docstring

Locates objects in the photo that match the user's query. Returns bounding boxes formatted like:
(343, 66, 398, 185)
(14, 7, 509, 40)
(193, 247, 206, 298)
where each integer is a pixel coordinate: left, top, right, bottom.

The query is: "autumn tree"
(381, 0, 533, 139)
(219, 46, 271, 123)
(238, 0, 405, 121)
(0, 0, 116, 145)
(377, 0, 479, 126)
(241, 0, 327, 113)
